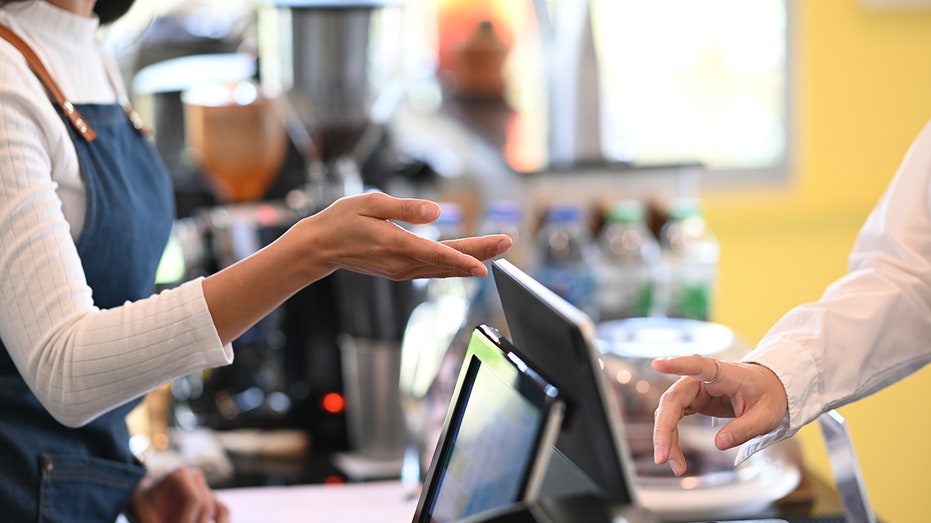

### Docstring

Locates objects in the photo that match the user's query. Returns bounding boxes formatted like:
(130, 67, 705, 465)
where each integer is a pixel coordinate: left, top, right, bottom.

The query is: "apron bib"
(0, 25, 174, 522)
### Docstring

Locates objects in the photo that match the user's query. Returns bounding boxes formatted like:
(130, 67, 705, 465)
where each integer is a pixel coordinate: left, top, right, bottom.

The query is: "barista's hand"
(128, 467, 229, 523)
(651, 355, 788, 476)
(202, 192, 512, 345)
(299, 192, 512, 280)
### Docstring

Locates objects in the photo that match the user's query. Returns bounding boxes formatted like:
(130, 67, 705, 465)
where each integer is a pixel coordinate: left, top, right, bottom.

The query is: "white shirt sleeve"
(735, 118, 931, 461)
(0, 5, 233, 428)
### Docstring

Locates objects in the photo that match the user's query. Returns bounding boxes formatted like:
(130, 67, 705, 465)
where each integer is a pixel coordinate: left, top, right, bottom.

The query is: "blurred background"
(96, 1, 931, 521)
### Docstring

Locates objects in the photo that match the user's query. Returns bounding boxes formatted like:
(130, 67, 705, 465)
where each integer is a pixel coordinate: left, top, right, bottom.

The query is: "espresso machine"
(162, 0, 427, 476)
(257, 0, 419, 472)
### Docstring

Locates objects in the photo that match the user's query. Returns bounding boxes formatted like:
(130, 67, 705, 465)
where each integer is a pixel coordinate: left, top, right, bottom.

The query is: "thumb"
(355, 192, 441, 225)
(713, 406, 777, 450)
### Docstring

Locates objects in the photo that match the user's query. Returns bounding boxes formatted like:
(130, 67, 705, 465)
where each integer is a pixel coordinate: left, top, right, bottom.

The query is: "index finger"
(652, 354, 721, 383)
(442, 235, 513, 263)
(387, 232, 493, 278)
(407, 234, 513, 277)
(652, 377, 700, 459)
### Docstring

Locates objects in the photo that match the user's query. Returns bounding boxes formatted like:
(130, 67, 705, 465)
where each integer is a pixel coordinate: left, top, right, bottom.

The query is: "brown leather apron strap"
(99, 52, 150, 138)
(0, 23, 98, 141)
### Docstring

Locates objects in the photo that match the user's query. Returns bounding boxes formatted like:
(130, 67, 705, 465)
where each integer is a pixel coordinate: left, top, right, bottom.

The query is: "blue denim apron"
(0, 29, 174, 522)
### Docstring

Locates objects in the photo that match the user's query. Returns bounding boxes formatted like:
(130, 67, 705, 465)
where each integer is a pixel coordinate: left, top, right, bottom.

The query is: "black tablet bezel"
(412, 324, 564, 523)
(491, 259, 639, 506)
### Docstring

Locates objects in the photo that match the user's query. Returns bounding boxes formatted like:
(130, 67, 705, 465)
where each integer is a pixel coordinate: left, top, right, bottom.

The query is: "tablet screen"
(413, 325, 563, 523)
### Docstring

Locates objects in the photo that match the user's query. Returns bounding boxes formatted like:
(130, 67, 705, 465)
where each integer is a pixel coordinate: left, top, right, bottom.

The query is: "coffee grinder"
(256, 0, 418, 477)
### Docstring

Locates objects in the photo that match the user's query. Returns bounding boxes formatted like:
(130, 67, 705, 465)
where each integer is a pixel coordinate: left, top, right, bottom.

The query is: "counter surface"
(216, 480, 418, 523)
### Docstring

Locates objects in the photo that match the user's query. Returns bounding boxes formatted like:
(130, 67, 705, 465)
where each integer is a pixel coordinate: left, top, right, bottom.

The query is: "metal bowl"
(595, 317, 757, 487)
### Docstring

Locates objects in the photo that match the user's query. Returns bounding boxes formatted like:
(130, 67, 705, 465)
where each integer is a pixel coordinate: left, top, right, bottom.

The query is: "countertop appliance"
(160, 1, 423, 475)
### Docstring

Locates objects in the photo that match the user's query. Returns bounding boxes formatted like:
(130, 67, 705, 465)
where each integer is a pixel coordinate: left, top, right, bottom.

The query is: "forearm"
(201, 218, 325, 345)
(200, 192, 509, 345)
(748, 117, 931, 436)
(750, 264, 931, 428)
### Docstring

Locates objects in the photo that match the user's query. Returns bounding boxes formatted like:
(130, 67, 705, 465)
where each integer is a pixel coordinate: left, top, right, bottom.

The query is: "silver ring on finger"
(702, 358, 721, 385)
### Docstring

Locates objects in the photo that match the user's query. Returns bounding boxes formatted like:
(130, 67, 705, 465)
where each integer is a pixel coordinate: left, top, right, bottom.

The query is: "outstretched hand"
(202, 191, 514, 346)
(651, 355, 788, 476)
(297, 192, 513, 281)
(128, 467, 229, 523)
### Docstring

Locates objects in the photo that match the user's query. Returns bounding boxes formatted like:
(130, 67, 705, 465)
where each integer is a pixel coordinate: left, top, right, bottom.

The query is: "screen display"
(427, 352, 546, 521)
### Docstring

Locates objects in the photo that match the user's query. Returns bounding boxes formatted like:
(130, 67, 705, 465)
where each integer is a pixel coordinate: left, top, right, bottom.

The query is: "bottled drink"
(596, 200, 660, 320)
(657, 198, 720, 321)
(534, 203, 598, 318)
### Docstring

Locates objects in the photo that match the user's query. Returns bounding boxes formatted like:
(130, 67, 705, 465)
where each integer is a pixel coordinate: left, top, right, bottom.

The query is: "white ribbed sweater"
(0, 1, 232, 428)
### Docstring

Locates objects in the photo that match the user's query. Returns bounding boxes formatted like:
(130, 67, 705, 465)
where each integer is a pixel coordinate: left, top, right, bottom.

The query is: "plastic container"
(534, 203, 598, 318)
(657, 199, 720, 321)
(595, 200, 661, 321)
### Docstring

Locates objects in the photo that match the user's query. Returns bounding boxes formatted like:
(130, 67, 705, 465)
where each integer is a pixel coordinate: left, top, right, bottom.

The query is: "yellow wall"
(701, 1, 931, 522)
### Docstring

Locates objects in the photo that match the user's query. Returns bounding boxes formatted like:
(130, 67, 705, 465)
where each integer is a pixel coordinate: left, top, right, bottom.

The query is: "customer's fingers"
(653, 404, 689, 476)
(652, 376, 702, 472)
(712, 363, 789, 449)
(653, 357, 789, 454)
(652, 354, 722, 384)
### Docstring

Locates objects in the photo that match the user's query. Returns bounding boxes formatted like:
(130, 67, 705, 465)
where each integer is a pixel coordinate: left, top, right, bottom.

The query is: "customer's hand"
(651, 355, 788, 476)
(128, 467, 229, 523)
(297, 192, 513, 281)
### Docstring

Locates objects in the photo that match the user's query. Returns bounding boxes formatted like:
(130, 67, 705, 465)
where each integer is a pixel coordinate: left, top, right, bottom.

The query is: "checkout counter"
(206, 404, 868, 523)
(201, 421, 857, 523)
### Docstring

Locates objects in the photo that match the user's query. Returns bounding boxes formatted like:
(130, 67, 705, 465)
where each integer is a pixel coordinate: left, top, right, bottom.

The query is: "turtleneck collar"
(4, 0, 100, 46)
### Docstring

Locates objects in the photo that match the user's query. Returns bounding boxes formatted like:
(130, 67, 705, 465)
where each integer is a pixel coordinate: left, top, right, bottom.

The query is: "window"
(595, 0, 789, 179)
(500, 0, 791, 182)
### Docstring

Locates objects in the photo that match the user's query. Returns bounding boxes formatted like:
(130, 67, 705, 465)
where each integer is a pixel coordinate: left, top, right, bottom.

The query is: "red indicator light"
(321, 392, 345, 414)
(324, 475, 344, 485)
